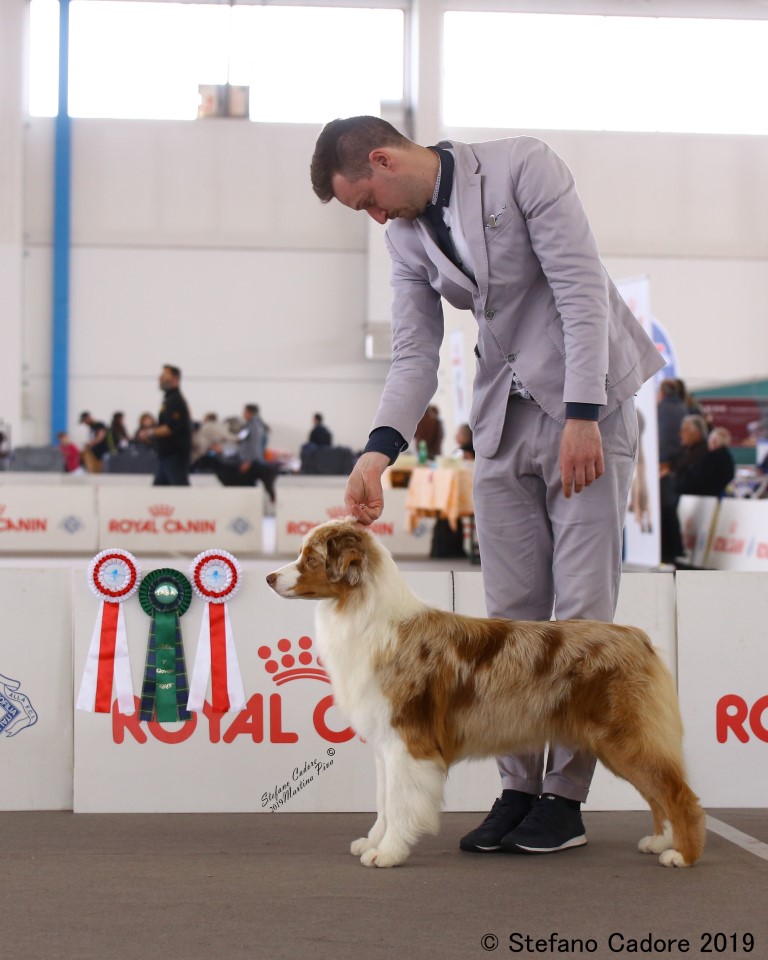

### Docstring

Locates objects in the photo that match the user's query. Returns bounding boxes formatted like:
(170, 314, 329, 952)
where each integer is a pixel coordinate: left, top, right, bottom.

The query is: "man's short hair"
(245, 403, 258, 416)
(164, 364, 182, 380)
(310, 115, 411, 203)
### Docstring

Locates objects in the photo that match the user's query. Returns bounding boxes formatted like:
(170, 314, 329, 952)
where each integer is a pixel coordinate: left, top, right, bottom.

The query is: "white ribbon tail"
(224, 604, 246, 712)
(113, 603, 135, 715)
(186, 604, 212, 713)
(76, 603, 105, 712)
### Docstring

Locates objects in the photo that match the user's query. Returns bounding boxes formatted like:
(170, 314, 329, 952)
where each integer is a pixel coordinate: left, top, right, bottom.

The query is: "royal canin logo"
(258, 636, 330, 685)
(148, 503, 175, 517)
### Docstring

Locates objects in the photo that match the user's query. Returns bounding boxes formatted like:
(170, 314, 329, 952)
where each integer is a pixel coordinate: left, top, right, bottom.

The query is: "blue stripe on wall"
(51, 0, 71, 441)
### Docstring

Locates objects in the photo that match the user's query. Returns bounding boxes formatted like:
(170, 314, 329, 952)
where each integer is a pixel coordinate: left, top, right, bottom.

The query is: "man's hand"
(560, 419, 604, 499)
(345, 452, 390, 524)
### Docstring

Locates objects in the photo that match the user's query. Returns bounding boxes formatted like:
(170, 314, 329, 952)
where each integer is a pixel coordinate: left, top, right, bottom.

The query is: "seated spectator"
(414, 404, 444, 459)
(676, 422, 735, 497)
(209, 404, 277, 502)
(191, 413, 238, 471)
(57, 431, 83, 473)
(133, 412, 157, 447)
(308, 413, 333, 447)
(79, 411, 109, 473)
(108, 412, 130, 454)
(454, 423, 475, 461)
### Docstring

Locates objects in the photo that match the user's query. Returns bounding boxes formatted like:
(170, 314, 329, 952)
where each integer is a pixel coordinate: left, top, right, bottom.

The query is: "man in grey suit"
(310, 117, 664, 856)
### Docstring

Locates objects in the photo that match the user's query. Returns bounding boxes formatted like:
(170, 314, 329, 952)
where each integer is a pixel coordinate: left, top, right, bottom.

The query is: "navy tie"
(422, 146, 461, 268)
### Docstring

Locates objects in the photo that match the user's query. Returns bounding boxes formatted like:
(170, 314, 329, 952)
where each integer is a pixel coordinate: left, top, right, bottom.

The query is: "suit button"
(485, 309, 495, 320)
(506, 353, 517, 363)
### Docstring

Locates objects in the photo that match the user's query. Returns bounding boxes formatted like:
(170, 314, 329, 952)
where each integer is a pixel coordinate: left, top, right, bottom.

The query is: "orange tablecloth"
(404, 466, 474, 531)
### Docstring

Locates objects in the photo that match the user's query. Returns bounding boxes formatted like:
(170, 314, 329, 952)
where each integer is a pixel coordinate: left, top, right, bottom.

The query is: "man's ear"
(369, 148, 394, 171)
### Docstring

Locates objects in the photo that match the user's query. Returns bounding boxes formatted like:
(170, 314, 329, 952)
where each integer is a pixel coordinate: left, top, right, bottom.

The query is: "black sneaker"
(500, 793, 587, 854)
(459, 790, 535, 852)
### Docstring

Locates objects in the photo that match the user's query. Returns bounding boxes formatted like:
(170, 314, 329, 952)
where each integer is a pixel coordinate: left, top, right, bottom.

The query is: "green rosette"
(138, 568, 193, 723)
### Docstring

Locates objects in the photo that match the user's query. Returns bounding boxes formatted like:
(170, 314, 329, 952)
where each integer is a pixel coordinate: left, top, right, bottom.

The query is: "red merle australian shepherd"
(267, 518, 705, 869)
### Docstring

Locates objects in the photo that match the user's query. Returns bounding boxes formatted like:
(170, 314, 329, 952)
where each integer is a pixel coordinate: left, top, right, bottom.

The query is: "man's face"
(159, 368, 175, 390)
(332, 162, 430, 224)
(680, 421, 702, 447)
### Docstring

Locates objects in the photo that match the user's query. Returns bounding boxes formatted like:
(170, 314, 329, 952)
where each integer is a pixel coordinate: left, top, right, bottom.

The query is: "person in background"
(674, 419, 735, 498)
(79, 411, 109, 473)
(308, 413, 333, 447)
(191, 412, 238, 471)
(454, 423, 475, 461)
(133, 412, 157, 447)
(107, 411, 130, 454)
(57, 430, 82, 473)
(414, 404, 444, 460)
(139, 365, 192, 486)
(311, 115, 664, 857)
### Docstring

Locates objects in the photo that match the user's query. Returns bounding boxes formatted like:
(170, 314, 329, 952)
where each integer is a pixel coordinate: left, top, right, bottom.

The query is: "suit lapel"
(414, 219, 477, 293)
(449, 142, 488, 297)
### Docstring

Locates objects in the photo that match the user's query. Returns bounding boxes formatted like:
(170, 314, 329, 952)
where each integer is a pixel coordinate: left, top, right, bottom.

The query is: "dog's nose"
(266, 573, 277, 588)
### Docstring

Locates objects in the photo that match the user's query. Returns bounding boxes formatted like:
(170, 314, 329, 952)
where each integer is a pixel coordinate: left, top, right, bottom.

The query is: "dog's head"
(266, 518, 376, 602)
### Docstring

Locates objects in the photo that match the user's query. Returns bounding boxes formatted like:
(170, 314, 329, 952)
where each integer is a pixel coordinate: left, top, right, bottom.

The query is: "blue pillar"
(51, 0, 71, 441)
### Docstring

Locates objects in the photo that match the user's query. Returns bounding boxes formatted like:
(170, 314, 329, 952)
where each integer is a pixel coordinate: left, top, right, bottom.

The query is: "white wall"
(5, 3, 768, 452)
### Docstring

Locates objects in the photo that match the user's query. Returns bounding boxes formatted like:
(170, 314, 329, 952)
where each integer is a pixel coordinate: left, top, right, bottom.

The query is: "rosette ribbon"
(77, 549, 141, 714)
(187, 550, 245, 714)
(138, 568, 193, 723)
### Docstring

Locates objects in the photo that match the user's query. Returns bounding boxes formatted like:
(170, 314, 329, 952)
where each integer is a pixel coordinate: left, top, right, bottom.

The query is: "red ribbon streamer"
(95, 602, 120, 712)
(209, 603, 229, 713)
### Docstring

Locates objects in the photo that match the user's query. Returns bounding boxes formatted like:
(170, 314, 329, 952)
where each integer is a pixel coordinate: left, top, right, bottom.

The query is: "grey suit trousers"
(472, 394, 639, 802)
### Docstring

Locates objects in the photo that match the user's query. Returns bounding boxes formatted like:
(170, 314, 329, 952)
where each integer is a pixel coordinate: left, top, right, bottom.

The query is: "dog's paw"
(360, 847, 405, 868)
(659, 849, 689, 868)
(350, 837, 373, 856)
(638, 834, 673, 854)
(638, 821, 673, 854)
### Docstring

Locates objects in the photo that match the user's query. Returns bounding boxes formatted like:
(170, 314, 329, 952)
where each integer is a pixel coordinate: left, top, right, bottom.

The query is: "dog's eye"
(305, 555, 318, 568)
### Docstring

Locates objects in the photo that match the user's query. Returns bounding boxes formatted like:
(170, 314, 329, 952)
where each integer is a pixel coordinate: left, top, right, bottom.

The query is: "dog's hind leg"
(351, 748, 387, 856)
(600, 744, 705, 868)
(359, 740, 444, 868)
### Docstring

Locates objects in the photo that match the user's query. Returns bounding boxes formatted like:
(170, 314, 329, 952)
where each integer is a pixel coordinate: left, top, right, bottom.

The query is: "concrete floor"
(3, 808, 766, 960)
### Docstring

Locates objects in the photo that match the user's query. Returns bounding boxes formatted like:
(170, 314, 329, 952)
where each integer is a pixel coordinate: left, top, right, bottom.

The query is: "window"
(443, 12, 768, 136)
(29, 1, 404, 122)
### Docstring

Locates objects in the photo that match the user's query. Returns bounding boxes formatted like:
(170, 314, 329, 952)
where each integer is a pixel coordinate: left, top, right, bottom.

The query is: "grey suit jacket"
(371, 136, 664, 459)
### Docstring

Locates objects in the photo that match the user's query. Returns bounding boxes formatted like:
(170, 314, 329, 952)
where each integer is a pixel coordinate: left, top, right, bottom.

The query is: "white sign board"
(706, 498, 768, 571)
(0, 485, 98, 553)
(98, 486, 262, 554)
(0, 568, 74, 809)
(275, 481, 432, 558)
(676, 571, 768, 806)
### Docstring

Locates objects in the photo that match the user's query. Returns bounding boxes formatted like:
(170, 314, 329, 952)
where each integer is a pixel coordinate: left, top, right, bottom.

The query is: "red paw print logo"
(257, 636, 330, 686)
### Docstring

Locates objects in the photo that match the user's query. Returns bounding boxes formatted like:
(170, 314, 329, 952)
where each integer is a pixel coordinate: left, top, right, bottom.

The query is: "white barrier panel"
(678, 494, 719, 567)
(275, 478, 433, 557)
(706, 498, 768, 571)
(452, 569, 677, 811)
(73, 563, 681, 813)
(0, 568, 74, 809)
(0, 485, 98, 553)
(73, 567, 454, 812)
(676, 571, 768, 806)
(98, 485, 263, 555)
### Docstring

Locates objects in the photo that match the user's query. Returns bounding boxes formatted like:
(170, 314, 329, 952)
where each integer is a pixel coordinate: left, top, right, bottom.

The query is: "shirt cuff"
(565, 402, 601, 421)
(364, 426, 409, 464)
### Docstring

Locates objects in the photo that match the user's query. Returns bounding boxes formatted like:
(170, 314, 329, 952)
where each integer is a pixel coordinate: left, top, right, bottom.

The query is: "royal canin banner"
(97, 486, 262, 554)
(0, 486, 97, 553)
(275, 480, 433, 558)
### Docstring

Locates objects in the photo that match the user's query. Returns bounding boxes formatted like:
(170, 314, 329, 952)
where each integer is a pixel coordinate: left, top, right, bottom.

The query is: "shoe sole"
(459, 841, 503, 853)
(502, 835, 587, 855)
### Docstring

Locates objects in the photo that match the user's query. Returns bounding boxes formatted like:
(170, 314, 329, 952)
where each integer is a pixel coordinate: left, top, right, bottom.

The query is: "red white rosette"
(77, 549, 141, 714)
(187, 550, 245, 713)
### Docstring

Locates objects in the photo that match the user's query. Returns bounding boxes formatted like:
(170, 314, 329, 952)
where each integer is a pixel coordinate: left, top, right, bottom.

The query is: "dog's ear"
(326, 531, 367, 586)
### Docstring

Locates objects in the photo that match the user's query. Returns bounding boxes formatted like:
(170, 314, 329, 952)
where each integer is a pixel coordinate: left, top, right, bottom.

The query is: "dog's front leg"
(351, 747, 387, 856)
(359, 740, 444, 868)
